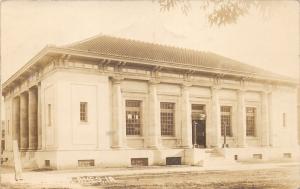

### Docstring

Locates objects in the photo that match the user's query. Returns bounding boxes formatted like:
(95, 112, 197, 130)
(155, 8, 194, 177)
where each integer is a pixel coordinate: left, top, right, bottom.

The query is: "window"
(166, 157, 181, 165)
(45, 160, 50, 167)
(48, 104, 52, 126)
(221, 106, 232, 137)
(7, 120, 9, 134)
(78, 159, 95, 167)
(160, 102, 175, 136)
(246, 107, 256, 136)
(1, 130, 5, 138)
(80, 102, 88, 122)
(131, 158, 148, 166)
(126, 100, 142, 136)
(283, 113, 286, 127)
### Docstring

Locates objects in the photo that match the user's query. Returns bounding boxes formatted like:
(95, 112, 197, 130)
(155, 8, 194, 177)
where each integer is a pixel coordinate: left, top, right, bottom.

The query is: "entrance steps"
(202, 148, 237, 167)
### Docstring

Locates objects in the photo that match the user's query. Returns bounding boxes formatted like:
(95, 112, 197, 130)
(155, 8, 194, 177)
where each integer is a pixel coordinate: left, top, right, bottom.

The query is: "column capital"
(148, 79, 160, 85)
(261, 89, 272, 95)
(181, 81, 192, 88)
(210, 85, 221, 91)
(238, 88, 247, 94)
(111, 76, 124, 84)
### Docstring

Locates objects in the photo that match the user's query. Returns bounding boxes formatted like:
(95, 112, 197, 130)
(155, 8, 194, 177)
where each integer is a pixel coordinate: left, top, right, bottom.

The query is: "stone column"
(37, 83, 42, 149)
(211, 86, 221, 147)
(20, 92, 29, 150)
(111, 77, 125, 148)
(28, 87, 38, 150)
(12, 96, 20, 148)
(261, 91, 270, 147)
(237, 89, 247, 147)
(147, 80, 161, 148)
(181, 83, 192, 148)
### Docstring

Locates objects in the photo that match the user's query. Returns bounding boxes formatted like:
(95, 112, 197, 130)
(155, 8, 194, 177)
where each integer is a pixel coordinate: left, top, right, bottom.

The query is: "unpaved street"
(105, 165, 300, 189)
(1, 164, 299, 189)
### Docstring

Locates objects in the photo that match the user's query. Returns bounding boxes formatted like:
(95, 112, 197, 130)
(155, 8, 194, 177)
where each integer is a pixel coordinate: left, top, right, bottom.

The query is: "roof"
(2, 34, 298, 95)
(64, 34, 287, 79)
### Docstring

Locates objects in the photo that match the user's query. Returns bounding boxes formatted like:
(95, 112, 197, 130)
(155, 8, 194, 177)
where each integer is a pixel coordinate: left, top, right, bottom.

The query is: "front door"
(191, 104, 206, 148)
(192, 120, 206, 148)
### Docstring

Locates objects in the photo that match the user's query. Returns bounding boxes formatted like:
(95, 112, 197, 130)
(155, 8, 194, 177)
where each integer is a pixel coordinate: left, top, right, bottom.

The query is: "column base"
(237, 144, 248, 148)
(111, 145, 125, 149)
(181, 145, 193, 149)
(147, 145, 162, 150)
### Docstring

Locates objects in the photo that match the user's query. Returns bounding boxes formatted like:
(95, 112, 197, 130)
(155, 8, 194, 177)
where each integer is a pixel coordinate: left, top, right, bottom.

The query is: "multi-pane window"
(160, 102, 175, 136)
(7, 120, 9, 134)
(246, 107, 256, 136)
(221, 106, 232, 137)
(283, 113, 286, 127)
(80, 102, 88, 122)
(48, 104, 52, 126)
(126, 100, 142, 136)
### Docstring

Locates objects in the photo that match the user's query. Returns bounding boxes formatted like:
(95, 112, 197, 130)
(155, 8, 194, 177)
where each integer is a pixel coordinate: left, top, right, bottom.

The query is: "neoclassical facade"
(1, 35, 299, 169)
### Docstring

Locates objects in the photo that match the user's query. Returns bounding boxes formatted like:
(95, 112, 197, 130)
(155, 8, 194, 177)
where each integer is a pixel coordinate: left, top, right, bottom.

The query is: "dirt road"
(1, 164, 299, 189)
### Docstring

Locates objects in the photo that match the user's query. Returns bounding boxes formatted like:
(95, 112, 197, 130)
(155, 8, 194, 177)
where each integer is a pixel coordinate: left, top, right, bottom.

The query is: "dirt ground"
(1, 164, 299, 189)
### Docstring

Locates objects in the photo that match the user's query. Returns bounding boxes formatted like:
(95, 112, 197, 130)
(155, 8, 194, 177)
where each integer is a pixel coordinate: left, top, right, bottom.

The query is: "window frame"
(220, 105, 232, 137)
(246, 107, 256, 137)
(47, 104, 52, 127)
(125, 100, 142, 136)
(282, 112, 286, 127)
(160, 102, 176, 136)
(80, 102, 88, 123)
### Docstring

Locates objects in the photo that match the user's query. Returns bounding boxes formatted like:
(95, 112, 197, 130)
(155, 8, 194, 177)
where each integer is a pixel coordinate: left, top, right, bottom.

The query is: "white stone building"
(1, 35, 299, 169)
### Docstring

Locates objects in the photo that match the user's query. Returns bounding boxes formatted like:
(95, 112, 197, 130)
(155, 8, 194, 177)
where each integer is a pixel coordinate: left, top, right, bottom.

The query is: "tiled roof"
(64, 35, 281, 78)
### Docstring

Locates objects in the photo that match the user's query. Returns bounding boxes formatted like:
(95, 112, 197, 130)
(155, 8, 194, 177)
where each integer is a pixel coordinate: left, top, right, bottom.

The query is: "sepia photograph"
(0, 0, 299, 188)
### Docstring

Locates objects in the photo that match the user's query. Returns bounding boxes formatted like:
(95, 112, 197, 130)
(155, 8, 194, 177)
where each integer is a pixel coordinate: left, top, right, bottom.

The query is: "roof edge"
(2, 46, 51, 88)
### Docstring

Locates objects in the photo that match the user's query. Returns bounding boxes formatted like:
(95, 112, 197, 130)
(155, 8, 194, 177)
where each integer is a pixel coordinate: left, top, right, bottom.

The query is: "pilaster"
(181, 82, 193, 148)
(261, 90, 270, 147)
(210, 85, 221, 147)
(237, 89, 247, 147)
(147, 79, 161, 149)
(111, 77, 126, 148)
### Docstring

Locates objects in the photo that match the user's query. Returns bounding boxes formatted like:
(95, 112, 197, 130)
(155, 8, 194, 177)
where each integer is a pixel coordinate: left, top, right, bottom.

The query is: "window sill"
(161, 136, 177, 140)
(246, 136, 258, 140)
(126, 136, 144, 139)
(79, 121, 89, 125)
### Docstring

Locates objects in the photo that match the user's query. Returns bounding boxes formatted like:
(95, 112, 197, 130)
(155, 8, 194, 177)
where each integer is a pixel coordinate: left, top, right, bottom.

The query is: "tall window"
(80, 102, 88, 122)
(126, 100, 142, 136)
(48, 104, 52, 126)
(7, 120, 9, 134)
(221, 106, 232, 137)
(160, 102, 175, 136)
(246, 107, 256, 136)
(283, 113, 286, 127)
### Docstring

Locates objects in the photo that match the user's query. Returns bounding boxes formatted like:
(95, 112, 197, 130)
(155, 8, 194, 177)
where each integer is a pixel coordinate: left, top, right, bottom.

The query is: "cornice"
(2, 46, 298, 97)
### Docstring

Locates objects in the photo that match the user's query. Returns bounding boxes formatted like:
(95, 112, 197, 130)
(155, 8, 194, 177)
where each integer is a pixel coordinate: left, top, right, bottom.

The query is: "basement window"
(131, 158, 148, 166)
(283, 153, 292, 158)
(45, 160, 50, 167)
(166, 157, 181, 165)
(253, 154, 263, 159)
(78, 159, 95, 167)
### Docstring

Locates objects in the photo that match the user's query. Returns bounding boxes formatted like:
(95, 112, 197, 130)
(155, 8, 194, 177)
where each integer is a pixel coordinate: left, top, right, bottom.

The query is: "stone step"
(203, 157, 237, 167)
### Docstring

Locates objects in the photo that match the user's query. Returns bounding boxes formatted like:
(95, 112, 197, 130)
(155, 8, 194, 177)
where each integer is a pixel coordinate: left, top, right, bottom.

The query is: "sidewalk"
(1, 161, 299, 188)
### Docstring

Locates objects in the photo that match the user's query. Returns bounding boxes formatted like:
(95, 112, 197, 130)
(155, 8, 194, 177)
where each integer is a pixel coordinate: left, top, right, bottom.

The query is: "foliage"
(158, 0, 273, 26)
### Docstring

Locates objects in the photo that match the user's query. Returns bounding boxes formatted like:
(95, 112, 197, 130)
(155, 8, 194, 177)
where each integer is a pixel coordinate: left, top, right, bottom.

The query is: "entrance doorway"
(192, 104, 206, 148)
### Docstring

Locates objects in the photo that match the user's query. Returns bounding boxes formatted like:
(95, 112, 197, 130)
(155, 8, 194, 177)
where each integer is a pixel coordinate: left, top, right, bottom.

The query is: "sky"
(1, 0, 299, 82)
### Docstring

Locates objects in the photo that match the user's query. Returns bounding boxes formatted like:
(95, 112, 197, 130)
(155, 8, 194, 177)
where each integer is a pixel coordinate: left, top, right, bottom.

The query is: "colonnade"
(110, 77, 272, 149)
(12, 86, 39, 150)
